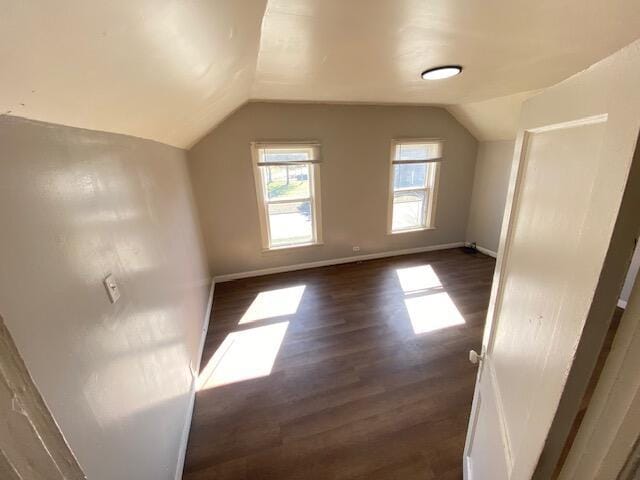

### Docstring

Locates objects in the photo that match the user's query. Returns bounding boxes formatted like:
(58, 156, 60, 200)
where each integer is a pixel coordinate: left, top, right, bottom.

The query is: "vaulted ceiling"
(1, 0, 639, 148)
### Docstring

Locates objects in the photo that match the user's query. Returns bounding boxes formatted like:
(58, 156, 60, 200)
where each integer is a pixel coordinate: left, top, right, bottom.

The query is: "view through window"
(389, 140, 442, 233)
(252, 143, 322, 249)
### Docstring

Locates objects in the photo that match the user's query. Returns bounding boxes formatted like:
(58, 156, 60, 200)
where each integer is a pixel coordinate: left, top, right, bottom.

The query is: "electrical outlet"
(353, 246, 361, 252)
(103, 273, 121, 304)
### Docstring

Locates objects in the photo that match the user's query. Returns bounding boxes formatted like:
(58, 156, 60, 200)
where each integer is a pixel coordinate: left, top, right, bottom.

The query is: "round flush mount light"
(421, 65, 463, 80)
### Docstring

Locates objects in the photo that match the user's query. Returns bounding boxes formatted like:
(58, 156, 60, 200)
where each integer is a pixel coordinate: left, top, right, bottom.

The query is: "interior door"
(463, 43, 640, 480)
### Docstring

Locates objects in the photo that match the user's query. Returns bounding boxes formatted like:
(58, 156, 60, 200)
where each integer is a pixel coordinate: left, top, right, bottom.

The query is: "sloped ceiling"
(0, 0, 267, 148)
(447, 90, 540, 142)
(1, 0, 639, 148)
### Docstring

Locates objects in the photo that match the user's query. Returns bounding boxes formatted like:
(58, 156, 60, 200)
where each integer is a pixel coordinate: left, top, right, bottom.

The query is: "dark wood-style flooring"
(183, 248, 496, 479)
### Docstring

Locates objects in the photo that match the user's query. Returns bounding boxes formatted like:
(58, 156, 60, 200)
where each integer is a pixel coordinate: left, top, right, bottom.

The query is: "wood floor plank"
(184, 248, 495, 479)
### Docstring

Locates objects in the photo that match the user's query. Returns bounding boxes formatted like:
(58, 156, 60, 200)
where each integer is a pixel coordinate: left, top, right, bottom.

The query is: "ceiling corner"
(447, 90, 540, 142)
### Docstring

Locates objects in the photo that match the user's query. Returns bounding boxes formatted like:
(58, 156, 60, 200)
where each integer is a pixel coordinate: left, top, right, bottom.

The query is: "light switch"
(103, 274, 121, 304)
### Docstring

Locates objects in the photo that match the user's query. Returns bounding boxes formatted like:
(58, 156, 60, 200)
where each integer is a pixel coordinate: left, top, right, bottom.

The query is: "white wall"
(465, 140, 515, 254)
(0, 116, 210, 480)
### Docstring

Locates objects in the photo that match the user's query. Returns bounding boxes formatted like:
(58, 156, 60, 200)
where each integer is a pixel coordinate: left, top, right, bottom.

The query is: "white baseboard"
(617, 299, 627, 309)
(174, 279, 215, 480)
(464, 242, 497, 258)
(213, 242, 465, 283)
(476, 245, 497, 258)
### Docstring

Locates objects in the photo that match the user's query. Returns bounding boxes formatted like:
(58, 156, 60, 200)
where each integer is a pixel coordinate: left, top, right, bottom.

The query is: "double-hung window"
(388, 139, 442, 233)
(251, 142, 323, 250)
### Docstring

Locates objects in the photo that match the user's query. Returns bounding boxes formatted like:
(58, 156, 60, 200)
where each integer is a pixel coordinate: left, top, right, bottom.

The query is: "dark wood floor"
(183, 248, 496, 480)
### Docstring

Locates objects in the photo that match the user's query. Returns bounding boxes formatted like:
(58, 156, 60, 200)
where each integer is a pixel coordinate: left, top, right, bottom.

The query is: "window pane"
(262, 148, 311, 162)
(268, 201, 313, 246)
(393, 163, 428, 190)
(395, 142, 441, 161)
(392, 190, 427, 231)
(263, 164, 310, 200)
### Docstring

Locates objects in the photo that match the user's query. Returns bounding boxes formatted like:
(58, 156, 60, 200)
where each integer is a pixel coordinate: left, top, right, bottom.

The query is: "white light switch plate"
(103, 274, 121, 304)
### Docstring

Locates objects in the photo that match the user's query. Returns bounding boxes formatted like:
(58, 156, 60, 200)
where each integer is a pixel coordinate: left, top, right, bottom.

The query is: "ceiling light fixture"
(421, 65, 463, 80)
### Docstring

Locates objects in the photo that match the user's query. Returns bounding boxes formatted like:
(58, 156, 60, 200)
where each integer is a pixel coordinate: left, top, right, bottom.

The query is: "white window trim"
(250, 141, 323, 251)
(387, 138, 442, 234)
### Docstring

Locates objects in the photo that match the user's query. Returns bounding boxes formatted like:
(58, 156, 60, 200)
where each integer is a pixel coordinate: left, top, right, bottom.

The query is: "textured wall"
(188, 102, 478, 276)
(0, 116, 210, 480)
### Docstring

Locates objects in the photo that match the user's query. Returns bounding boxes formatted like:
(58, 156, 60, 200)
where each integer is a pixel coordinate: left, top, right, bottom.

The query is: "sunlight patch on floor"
(395, 265, 442, 293)
(404, 292, 465, 334)
(239, 285, 306, 324)
(197, 322, 289, 390)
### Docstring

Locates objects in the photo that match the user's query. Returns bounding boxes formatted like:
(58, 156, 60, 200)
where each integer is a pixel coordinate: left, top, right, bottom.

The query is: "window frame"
(250, 141, 323, 251)
(387, 138, 443, 234)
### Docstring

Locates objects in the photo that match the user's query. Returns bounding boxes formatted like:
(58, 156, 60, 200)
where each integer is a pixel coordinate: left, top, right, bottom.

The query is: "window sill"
(388, 226, 437, 235)
(262, 242, 324, 253)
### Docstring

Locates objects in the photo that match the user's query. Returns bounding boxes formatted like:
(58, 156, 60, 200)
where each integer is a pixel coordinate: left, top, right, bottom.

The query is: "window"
(388, 139, 442, 233)
(251, 142, 322, 249)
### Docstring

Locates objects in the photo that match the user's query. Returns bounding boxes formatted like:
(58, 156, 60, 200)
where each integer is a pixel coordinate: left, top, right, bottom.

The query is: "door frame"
(558, 255, 640, 478)
(0, 315, 86, 479)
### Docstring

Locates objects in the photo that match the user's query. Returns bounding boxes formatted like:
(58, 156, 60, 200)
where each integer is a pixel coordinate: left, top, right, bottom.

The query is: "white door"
(463, 41, 640, 480)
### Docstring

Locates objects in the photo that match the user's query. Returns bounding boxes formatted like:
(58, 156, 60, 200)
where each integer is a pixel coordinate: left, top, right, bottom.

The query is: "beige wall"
(188, 102, 478, 276)
(465, 140, 515, 253)
(0, 116, 210, 480)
